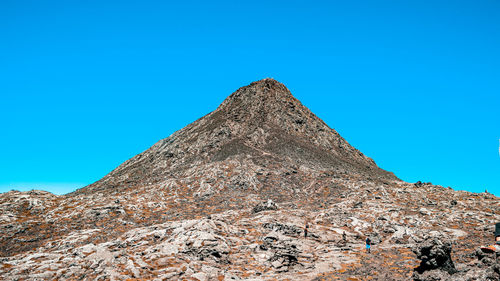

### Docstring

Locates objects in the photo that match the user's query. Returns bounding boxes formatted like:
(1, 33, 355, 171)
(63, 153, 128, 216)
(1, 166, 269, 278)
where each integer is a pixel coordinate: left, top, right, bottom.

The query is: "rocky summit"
(1, 79, 499, 281)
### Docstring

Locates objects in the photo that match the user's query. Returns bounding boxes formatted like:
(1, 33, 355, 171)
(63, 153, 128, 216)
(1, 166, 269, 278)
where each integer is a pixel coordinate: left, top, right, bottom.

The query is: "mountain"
(74, 78, 395, 196)
(0, 79, 498, 281)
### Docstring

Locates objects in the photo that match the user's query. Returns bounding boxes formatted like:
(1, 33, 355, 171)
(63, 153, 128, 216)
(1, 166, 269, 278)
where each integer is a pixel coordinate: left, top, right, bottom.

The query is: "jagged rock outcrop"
(412, 238, 500, 281)
(412, 237, 457, 280)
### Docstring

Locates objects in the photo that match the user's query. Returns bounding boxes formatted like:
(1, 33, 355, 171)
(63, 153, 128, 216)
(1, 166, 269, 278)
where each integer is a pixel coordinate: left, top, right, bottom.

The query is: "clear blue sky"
(1, 0, 499, 195)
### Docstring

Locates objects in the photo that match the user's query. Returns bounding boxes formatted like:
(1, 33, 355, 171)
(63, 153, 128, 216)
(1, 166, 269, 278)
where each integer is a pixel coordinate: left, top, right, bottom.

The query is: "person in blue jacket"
(365, 237, 371, 253)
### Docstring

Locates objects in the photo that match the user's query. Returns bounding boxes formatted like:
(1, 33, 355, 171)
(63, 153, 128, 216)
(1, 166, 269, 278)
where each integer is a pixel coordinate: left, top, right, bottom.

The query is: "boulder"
(412, 237, 457, 280)
(253, 199, 278, 213)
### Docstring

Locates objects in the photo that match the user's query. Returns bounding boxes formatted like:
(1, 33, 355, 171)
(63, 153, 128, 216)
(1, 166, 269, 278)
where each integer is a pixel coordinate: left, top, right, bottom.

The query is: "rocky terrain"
(1, 79, 499, 280)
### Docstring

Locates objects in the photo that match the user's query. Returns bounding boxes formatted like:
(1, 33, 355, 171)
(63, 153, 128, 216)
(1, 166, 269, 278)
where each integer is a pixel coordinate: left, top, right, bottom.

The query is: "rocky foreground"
(1, 180, 499, 280)
(1, 79, 499, 280)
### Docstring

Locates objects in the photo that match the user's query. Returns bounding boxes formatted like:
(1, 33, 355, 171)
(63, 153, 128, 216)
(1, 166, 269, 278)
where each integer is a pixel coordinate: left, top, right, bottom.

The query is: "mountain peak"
(249, 77, 284, 87)
(217, 78, 294, 112)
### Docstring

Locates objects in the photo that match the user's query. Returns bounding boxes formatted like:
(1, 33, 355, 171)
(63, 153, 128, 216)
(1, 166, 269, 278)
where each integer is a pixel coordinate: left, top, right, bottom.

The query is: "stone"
(253, 199, 278, 213)
(412, 237, 457, 278)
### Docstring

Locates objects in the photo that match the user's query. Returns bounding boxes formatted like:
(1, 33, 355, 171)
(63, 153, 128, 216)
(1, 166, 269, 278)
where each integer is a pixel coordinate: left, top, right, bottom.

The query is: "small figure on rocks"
(480, 222, 500, 253)
(342, 231, 347, 243)
(365, 236, 371, 253)
(304, 222, 309, 238)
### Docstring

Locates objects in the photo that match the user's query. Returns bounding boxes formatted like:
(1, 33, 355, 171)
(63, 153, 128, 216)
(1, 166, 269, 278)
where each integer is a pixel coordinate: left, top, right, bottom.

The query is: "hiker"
(304, 222, 309, 238)
(342, 231, 347, 243)
(481, 222, 500, 253)
(365, 237, 371, 253)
